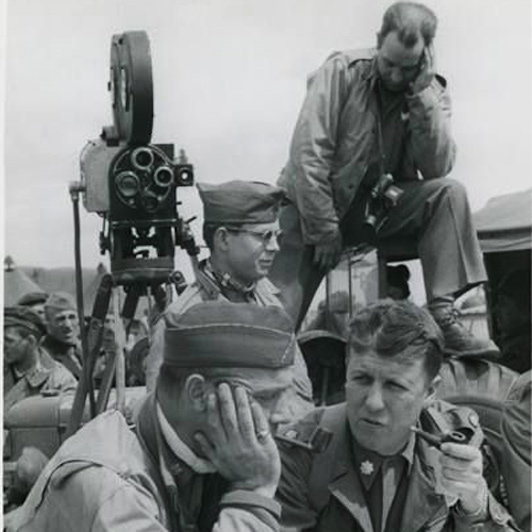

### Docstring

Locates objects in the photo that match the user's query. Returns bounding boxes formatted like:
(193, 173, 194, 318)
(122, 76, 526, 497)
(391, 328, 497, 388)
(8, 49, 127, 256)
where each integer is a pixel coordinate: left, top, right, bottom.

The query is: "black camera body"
(363, 173, 403, 232)
(80, 31, 197, 286)
(109, 144, 188, 224)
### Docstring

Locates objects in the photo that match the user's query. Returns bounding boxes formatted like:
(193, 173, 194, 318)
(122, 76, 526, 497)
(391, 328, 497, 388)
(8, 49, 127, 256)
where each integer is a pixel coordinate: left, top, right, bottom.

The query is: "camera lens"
(153, 166, 174, 187)
(131, 147, 154, 170)
(115, 171, 140, 198)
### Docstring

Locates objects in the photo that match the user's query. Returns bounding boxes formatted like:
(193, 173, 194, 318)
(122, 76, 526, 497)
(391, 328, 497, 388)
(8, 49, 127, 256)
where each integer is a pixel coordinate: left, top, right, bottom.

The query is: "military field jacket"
(278, 48, 456, 245)
(4, 347, 77, 416)
(276, 402, 518, 532)
(5, 407, 281, 532)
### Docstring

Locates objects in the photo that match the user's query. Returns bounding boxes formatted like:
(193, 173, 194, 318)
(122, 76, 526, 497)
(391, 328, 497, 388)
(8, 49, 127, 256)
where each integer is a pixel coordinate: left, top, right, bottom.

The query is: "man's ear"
(185, 374, 209, 411)
(27, 334, 39, 350)
(425, 375, 441, 403)
(213, 227, 231, 252)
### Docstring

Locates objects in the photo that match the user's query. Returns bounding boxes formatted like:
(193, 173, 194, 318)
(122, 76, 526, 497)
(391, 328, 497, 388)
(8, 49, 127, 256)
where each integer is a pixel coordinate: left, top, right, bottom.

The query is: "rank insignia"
(360, 460, 374, 476)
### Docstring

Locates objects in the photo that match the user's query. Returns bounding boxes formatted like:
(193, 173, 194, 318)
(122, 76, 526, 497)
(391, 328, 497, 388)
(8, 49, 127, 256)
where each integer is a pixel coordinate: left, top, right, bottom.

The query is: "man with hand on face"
(6, 302, 295, 532)
(269, 1, 499, 361)
(276, 300, 517, 531)
(40, 292, 83, 379)
(145, 180, 313, 421)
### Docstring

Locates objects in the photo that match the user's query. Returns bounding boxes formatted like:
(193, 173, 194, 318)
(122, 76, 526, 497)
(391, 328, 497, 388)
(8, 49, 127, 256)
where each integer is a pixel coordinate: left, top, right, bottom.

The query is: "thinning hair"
(379, 2, 438, 48)
(347, 300, 444, 381)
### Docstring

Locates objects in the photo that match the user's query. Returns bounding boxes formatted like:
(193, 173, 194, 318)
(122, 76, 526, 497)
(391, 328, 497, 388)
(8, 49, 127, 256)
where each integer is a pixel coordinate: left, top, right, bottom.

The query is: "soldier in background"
(17, 291, 49, 323)
(4, 307, 77, 510)
(40, 292, 83, 379)
(501, 371, 531, 532)
(4, 306, 77, 415)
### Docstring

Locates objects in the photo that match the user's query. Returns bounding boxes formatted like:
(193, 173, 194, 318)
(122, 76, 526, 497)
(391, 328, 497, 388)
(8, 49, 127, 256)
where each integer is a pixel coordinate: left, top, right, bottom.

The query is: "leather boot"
(429, 299, 500, 359)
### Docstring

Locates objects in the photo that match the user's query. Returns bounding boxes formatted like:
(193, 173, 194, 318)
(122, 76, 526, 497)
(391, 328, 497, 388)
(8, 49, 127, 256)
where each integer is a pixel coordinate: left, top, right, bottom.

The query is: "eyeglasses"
(226, 228, 283, 246)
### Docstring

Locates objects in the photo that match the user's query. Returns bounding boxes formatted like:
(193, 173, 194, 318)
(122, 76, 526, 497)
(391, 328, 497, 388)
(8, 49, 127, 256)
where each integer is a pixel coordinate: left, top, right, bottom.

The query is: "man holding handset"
(270, 1, 499, 361)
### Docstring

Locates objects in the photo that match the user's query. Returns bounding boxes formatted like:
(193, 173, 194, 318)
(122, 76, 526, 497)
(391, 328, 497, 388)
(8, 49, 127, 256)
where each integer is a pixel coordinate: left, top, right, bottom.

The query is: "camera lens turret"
(115, 171, 140, 199)
(131, 147, 154, 170)
(153, 166, 174, 187)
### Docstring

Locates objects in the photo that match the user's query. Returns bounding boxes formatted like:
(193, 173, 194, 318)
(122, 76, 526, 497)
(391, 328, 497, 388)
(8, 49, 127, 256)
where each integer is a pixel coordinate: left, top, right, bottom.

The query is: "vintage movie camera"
(363, 173, 403, 232)
(80, 31, 197, 286)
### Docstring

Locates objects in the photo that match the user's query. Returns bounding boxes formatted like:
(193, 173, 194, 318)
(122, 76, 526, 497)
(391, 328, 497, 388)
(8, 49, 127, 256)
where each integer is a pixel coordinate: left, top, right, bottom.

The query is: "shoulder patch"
(276, 417, 332, 453)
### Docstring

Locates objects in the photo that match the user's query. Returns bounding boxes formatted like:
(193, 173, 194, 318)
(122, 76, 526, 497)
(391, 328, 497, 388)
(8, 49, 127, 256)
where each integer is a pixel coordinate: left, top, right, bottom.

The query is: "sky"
(2, 0, 531, 279)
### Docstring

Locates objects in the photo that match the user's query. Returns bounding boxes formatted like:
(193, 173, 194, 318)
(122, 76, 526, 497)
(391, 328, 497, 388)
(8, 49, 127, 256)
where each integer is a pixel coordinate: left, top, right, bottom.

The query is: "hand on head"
(194, 383, 281, 497)
(409, 44, 435, 94)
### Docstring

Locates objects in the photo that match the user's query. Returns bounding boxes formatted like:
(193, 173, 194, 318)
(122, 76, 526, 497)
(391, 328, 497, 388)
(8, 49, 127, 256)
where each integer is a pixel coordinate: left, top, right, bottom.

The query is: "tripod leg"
(96, 285, 139, 414)
(95, 352, 117, 414)
(66, 274, 113, 437)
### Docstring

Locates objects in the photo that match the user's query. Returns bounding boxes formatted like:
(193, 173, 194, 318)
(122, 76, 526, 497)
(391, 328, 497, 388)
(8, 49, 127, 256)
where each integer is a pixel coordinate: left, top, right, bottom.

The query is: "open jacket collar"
(327, 410, 447, 532)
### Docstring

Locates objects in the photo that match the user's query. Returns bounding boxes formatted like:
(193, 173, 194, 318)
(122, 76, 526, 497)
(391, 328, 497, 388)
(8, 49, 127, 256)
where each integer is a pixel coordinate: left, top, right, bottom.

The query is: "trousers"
(269, 178, 487, 329)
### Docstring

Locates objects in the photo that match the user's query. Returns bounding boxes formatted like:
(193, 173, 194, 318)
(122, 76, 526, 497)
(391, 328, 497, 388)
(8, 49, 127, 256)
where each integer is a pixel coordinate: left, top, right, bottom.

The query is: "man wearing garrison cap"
(17, 291, 49, 322)
(145, 180, 314, 422)
(40, 291, 83, 379)
(6, 302, 294, 532)
(3, 307, 77, 511)
(4, 306, 77, 416)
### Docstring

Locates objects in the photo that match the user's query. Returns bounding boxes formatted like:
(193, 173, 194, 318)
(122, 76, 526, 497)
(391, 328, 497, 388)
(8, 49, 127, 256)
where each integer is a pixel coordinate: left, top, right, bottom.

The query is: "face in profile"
(218, 366, 294, 431)
(4, 327, 32, 366)
(225, 221, 281, 284)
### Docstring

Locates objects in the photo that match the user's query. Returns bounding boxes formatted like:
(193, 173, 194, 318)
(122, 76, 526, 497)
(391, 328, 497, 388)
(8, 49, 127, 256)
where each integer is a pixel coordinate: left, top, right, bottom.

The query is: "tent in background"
(474, 188, 532, 253)
(4, 257, 44, 306)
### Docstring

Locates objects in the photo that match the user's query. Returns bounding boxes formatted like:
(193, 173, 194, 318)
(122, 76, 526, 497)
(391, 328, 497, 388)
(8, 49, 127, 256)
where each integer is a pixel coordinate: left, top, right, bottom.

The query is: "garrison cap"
(17, 291, 49, 307)
(163, 301, 296, 368)
(44, 292, 77, 313)
(197, 180, 285, 225)
(4, 306, 47, 338)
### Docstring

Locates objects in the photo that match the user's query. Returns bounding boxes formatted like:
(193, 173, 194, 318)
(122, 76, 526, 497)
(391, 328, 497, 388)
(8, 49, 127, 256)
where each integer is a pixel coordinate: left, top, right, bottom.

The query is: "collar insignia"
(360, 459, 375, 476)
